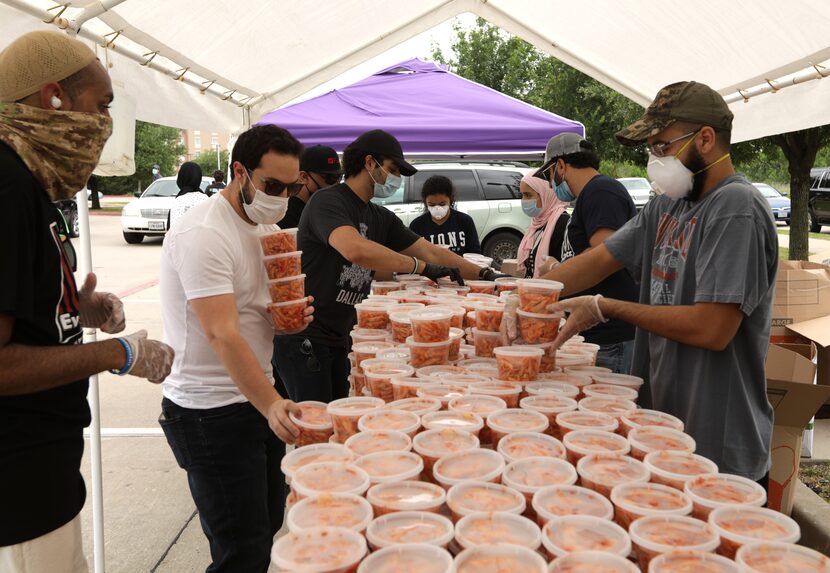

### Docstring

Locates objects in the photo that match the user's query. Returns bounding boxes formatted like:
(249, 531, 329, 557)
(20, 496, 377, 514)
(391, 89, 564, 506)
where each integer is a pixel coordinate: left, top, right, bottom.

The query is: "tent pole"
(76, 188, 106, 573)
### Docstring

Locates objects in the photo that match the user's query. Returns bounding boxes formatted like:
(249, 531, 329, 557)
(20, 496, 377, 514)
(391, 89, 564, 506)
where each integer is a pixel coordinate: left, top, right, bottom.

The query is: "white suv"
(120, 176, 213, 244)
(371, 162, 532, 268)
(617, 177, 653, 210)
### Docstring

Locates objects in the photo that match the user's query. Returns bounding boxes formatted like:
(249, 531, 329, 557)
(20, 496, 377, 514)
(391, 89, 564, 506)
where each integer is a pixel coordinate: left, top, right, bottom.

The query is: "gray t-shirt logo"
(651, 213, 699, 305)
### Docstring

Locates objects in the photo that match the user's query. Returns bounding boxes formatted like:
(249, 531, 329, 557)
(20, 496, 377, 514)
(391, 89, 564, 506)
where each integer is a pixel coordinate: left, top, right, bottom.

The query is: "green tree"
(190, 148, 229, 178)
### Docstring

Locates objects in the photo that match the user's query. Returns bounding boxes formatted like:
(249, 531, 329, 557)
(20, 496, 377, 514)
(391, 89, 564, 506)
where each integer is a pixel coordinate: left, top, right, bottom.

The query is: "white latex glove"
(267, 399, 302, 444)
(548, 295, 609, 351)
(79, 273, 125, 334)
(499, 293, 519, 342)
(120, 330, 174, 384)
(537, 256, 560, 277)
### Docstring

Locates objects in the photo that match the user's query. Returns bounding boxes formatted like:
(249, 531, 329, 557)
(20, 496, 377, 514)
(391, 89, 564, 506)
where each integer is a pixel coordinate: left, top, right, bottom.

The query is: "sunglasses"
(300, 339, 320, 372)
(247, 169, 305, 197)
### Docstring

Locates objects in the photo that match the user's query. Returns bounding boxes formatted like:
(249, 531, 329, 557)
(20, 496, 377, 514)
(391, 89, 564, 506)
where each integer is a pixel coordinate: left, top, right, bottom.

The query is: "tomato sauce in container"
(519, 394, 578, 438)
(471, 328, 503, 358)
(556, 410, 619, 438)
(290, 462, 371, 501)
(371, 281, 404, 296)
(432, 448, 505, 490)
(358, 408, 421, 437)
(466, 280, 497, 295)
(493, 346, 544, 382)
(409, 308, 453, 343)
(355, 451, 424, 485)
(454, 544, 547, 573)
(485, 407, 549, 447)
(547, 551, 640, 573)
(629, 426, 697, 461)
(447, 394, 506, 446)
(473, 302, 505, 333)
(502, 456, 578, 511)
(644, 451, 719, 491)
(708, 505, 800, 558)
(344, 429, 411, 457)
(267, 297, 310, 333)
(390, 377, 436, 401)
(356, 543, 454, 573)
(629, 514, 720, 570)
(327, 397, 385, 443)
(445, 480, 526, 523)
(366, 480, 446, 517)
(286, 493, 373, 534)
(736, 541, 830, 573)
(497, 431, 566, 463)
(366, 510, 455, 550)
(577, 453, 651, 498)
(421, 410, 484, 436)
(541, 514, 632, 560)
(416, 383, 470, 409)
(267, 273, 305, 303)
(412, 428, 480, 482)
(531, 484, 615, 526)
(354, 303, 393, 330)
(350, 328, 391, 346)
(259, 227, 297, 256)
(563, 429, 631, 464)
(620, 408, 685, 437)
(454, 512, 541, 551)
(517, 309, 562, 344)
(468, 381, 522, 408)
(516, 278, 564, 313)
(263, 250, 302, 280)
(610, 482, 693, 529)
(361, 359, 415, 403)
(578, 396, 637, 419)
(647, 550, 742, 573)
(281, 444, 355, 483)
(387, 396, 442, 417)
(406, 336, 452, 368)
(270, 526, 366, 573)
(290, 401, 333, 447)
(684, 473, 767, 520)
(389, 312, 414, 344)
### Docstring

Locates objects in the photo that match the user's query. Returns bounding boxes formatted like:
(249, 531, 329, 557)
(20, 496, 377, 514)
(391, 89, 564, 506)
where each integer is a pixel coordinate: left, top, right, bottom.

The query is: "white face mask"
(241, 170, 289, 224)
(428, 205, 449, 220)
(647, 153, 693, 200)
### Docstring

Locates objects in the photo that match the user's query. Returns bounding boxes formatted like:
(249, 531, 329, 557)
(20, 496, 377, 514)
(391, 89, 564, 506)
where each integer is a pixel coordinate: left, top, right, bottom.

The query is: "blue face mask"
(553, 167, 575, 202)
(369, 161, 402, 199)
(521, 198, 543, 218)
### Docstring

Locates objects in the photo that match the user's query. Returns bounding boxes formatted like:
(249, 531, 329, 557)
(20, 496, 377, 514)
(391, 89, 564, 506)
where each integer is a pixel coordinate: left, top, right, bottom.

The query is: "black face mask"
(683, 145, 709, 202)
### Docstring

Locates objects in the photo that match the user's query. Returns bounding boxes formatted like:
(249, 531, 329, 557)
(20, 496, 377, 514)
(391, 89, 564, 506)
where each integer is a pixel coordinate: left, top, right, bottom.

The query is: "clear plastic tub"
(556, 410, 619, 438)
(352, 341, 395, 369)
(644, 451, 719, 491)
(517, 309, 562, 343)
(358, 408, 421, 437)
(390, 377, 436, 401)
(389, 312, 414, 344)
(583, 383, 639, 402)
(355, 451, 424, 485)
(649, 551, 742, 573)
(428, 305, 467, 330)
(357, 543, 454, 573)
(532, 485, 615, 526)
(709, 505, 800, 558)
(267, 273, 305, 303)
(578, 396, 638, 419)
(448, 327, 464, 360)
(563, 429, 631, 464)
(486, 407, 549, 447)
(259, 227, 298, 256)
(263, 250, 302, 279)
(610, 482, 693, 530)
(290, 401, 333, 447)
(541, 515, 632, 559)
(494, 277, 519, 293)
(474, 302, 505, 332)
(361, 359, 416, 403)
(516, 278, 564, 313)
(416, 365, 468, 380)
(547, 551, 641, 573)
(457, 357, 498, 372)
(281, 443, 355, 482)
(327, 397, 385, 443)
(348, 369, 364, 397)
(432, 448, 505, 490)
(371, 281, 404, 296)
(503, 456, 578, 509)
(468, 381, 522, 408)
(406, 336, 451, 368)
(577, 454, 651, 498)
(556, 353, 595, 369)
(417, 383, 469, 408)
(493, 346, 544, 382)
(366, 479, 446, 516)
(267, 297, 309, 333)
(412, 427, 480, 483)
(471, 328, 503, 358)
(409, 308, 453, 343)
(497, 431, 567, 463)
(620, 408, 685, 437)
(591, 372, 645, 391)
(443, 373, 492, 388)
(448, 394, 507, 417)
(355, 303, 396, 330)
(466, 280, 497, 295)
(628, 426, 697, 461)
(517, 340, 557, 373)
(455, 512, 541, 551)
(291, 462, 371, 500)
(350, 328, 391, 345)
(445, 480, 526, 522)
(736, 541, 830, 573)
(421, 410, 484, 436)
(525, 381, 580, 400)
(344, 429, 411, 457)
(376, 347, 411, 363)
(454, 544, 547, 573)
(629, 515, 720, 571)
(270, 525, 366, 573)
(287, 493, 373, 534)
(684, 473, 767, 520)
(520, 394, 578, 437)
(387, 396, 442, 416)
(564, 364, 611, 375)
(366, 510, 455, 550)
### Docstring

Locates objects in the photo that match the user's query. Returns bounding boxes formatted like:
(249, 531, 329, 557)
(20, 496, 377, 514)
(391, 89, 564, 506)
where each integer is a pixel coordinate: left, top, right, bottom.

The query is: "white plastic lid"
(446, 480, 526, 518)
(516, 278, 565, 291)
(736, 542, 830, 573)
(352, 341, 395, 354)
(457, 357, 498, 369)
(360, 358, 414, 377)
(541, 371, 594, 388)
(629, 426, 696, 457)
(454, 546, 547, 573)
(532, 485, 615, 522)
(644, 451, 719, 484)
(270, 526, 366, 572)
(493, 345, 545, 358)
(358, 409, 421, 435)
(366, 480, 446, 513)
(355, 451, 424, 484)
(468, 381, 523, 398)
(591, 372, 645, 389)
(350, 328, 393, 342)
(433, 448, 505, 488)
(684, 473, 767, 511)
(290, 462, 371, 499)
(376, 347, 412, 362)
(421, 410, 484, 433)
(455, 512, 541, 551)
(388, 311, 413, 325)
(486, 408, 549, 434)
(344, 429, 412, 457)
(563, 429, 631, 457)
(649, 551, 742, 573)
(416, 383, 470, 405)
(366, 510, 455, 549)
(471, 327, 503, 338)
(541, 515, 632, 558)
(286, 493, 373, 533)
(520, 394, 578, 414)
(327, 396, 385, 417)
(556, 410, 619, 433)
(443, 373, 492, 387)
(289, 401, 332, 429)
(576, 454, 651, 490)
(497, 431, 567, 463)
(578, 396, 638, 418)
(405, 335, 452, 348)
(547, 551, 640, 573)
(409, 308, 454, 322)
(416, 365, 468, 379)
(709, 505, 800, 545)
(387, 396, 442, 416)
(357, 543, 454, 573)
(412, 427, 480, 459)
(524, 381, 581, 399)
(281, 443, 355, 480)
(610, 482, 693, 520)
(502, 456, 578, 494)
(583, 383, 639, 401)
(448, 394, 507, 418)
(629, 515, 720, 554)
(621, 408, 685, 432)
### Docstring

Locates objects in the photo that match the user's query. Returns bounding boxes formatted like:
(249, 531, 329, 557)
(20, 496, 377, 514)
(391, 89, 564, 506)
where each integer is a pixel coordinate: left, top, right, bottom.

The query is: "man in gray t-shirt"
(541, 82, 777, 481)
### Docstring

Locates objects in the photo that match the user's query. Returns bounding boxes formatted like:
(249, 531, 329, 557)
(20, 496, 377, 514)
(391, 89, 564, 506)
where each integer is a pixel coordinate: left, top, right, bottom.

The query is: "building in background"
(179, 129, 230, 163)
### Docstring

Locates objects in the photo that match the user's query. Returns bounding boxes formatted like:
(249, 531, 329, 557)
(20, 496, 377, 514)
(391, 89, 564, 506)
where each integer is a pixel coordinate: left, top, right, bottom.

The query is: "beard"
(684, 146, 708, 202)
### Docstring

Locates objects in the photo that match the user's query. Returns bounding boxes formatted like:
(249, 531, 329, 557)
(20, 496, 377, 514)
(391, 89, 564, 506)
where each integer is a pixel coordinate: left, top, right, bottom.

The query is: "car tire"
(810, 211, 821, 233)
(67, 208, 80, 238)
(482, 231, 522, 270)
(123, 232, 144, 244)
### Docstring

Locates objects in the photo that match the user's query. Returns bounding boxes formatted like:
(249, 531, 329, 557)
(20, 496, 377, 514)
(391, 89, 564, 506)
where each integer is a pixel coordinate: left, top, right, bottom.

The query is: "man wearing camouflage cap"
(0, 31, 173, 571)
(543, 81, 777, 485)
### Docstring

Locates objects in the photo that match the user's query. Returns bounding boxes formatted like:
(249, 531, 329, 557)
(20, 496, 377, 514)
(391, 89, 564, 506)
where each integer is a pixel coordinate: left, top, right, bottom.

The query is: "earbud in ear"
(50, 96, 62, 109)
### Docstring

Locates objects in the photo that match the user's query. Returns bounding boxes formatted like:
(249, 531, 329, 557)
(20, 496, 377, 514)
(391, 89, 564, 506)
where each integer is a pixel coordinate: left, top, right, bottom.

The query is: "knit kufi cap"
(0, 30, 96, 102)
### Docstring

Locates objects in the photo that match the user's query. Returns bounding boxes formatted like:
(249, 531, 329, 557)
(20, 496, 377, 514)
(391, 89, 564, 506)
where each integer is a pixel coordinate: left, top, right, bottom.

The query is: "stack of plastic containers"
(260, 227, 310, 333)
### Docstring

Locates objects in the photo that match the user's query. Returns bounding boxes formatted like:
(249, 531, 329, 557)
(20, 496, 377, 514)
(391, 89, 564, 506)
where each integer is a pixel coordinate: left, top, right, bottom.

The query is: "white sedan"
(120, 176, 212, 244)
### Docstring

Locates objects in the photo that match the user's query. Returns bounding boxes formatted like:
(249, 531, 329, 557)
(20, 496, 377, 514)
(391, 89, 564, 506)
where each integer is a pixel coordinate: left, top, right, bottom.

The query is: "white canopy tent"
(2, 1, 830, 571)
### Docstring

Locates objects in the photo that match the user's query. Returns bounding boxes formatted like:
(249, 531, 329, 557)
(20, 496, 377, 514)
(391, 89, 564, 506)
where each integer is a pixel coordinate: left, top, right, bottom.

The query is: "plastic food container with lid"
(259, 227, 298, 256)
(354, 303, 393, 330)
(432, 448, 505, 490)
(531, 484, 615, 526)
(455, 512, 541, 551)
(578, 396, 638, 419)
(493, 346, 544, 381)
(620, 408, 685, 437)
(629, 514, 721, 570)
(428, 305, 466, 329)
(448, 394, 506, 418)
(497, 431, 566, 463)
(388, 312, 414, 344)
(375, 346, 411, 363)
(267, 273, 305, 303)
(350, 328, 391, 346)
(485, 407, 549, 447)
(326, 397, 385, 443)
(290, 462, 371, 501)
(406, 336, 451, 368)
(290, 401, 334, 447)
(473, 302, 505, 332)
(708, 505, 800, 558)
(547, 550, 641, 573)
(516, 309, 562, 344)
(541, 514, 632, 560)
(415, 364, 468, 380)
(371, 281, 404, 296)
(524, 380, 580, 400)
(267, 297, 310, 333)
(344, 429, 411, 457)
(408, 308, 453, 343)
(520, 394, 578, 437)
(454, 544, 547, 573)
(366, 479, 446, 517)
(684, 473, 767, 519)
(263, 250, 302, 280)
(556, 353, 595, 370)
(648, 550, 743, 573)
(577, 454, 651, 498)
(556, 410, 619, 438)
(390, 377, 437, 401)
(516, 278, 564, 313)
(644, 451, 719, 491)
(610, 482, 693, 530)
(448, 327, 464, 360)
(471, 328, 503, 358)
(355, 451, 424, 485)
(421, 410, 484, 436)
(366, 510, 455, 550)
(270, 525, 366, 573)
(468, 381, 522, 408)
(361, 359, 415, 402)
(443, 372, 491, 388)
(358, 408, 421, 437)
(286, 492, 373, 534)
(412, 427, 480, 482)
(387, 396, 442, 416)
(416, 383, 470, 408)
(736, 541, 830, 573)
(494, 276, 519, 293)
(465, 279, 497, 294)
(445, 480, 526, 523)
(628, 426, 697, 461)
(502, 456, 578, 509)
(281, 443, 355, 483)
(563, 429, 631, 464)
(582, 383, 639, 401)
(356, 543, 454, 573)
(591, 372, 645, 390)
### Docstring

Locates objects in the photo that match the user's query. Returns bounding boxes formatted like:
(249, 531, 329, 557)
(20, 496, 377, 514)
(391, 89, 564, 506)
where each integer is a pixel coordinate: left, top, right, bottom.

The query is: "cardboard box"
(786, 315, 830, 389)
(771, 261, 830, 341)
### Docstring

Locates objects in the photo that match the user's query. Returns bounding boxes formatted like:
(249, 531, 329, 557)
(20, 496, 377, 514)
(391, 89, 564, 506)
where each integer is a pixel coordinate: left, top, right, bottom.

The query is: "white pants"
(0, 515, 88, 573)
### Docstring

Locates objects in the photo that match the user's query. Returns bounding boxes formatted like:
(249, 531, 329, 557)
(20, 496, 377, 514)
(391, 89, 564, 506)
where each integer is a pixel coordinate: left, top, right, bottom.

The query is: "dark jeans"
(272, 335, 350, 403)
(159, 398, 286, 573)
(595, 340, 634, 374)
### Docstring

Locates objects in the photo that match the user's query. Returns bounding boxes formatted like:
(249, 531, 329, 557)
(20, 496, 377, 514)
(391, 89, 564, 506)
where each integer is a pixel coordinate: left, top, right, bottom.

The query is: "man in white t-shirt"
(159, 124, 313, 572)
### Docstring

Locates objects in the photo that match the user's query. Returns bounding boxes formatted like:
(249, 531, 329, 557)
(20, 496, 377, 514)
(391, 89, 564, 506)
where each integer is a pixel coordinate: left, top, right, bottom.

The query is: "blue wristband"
(110, 337, 133, 375)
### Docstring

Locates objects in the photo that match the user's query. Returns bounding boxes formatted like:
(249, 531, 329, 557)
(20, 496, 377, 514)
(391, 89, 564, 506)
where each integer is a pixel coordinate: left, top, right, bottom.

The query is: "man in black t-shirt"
(204, 169, 226, 197)
(0, 31, 173, 569)
(537, 133, 638, 374)
(278, 144, 343, 229)
(275, 130, 493, 403)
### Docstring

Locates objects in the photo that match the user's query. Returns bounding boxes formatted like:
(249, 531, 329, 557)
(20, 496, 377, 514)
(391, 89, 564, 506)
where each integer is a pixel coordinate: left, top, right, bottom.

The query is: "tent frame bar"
(723, 60, 830, 104)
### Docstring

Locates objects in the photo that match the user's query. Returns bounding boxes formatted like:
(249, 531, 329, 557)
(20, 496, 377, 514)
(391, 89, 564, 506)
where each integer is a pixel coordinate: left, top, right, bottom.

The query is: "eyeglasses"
(300, 339, 320, 372)
(311, 172, 342, 187)
(247, 169, 305, 197)
(647, 131, 698, 158)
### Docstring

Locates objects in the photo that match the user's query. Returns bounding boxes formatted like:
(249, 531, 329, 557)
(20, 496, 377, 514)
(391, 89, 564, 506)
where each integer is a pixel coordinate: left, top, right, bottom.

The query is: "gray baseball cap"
(534, 132, 587, 180)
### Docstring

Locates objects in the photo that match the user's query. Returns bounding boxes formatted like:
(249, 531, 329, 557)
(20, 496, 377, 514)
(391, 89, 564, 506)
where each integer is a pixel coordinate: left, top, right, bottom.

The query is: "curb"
(791, 479, 830, 555)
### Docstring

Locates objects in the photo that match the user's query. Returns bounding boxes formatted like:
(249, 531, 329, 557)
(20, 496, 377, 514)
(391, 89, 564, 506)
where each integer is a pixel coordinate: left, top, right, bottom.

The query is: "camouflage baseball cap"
(616, 81, 733, 147)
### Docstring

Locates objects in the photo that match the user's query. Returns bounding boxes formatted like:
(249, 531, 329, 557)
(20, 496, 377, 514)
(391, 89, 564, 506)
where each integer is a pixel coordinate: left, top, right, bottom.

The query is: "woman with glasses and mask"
(409, 175, 481, 256)
(516, 172, 570, 278)
(278, 144, 343, 229)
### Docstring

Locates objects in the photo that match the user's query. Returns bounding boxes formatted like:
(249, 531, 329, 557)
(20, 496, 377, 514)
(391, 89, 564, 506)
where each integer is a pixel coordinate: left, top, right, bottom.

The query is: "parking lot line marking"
(117, 278, 159, 299)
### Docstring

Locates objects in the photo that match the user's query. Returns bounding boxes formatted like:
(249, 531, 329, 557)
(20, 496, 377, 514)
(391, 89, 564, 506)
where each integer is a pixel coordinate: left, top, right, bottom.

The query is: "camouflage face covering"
(0, 102, 112, 200)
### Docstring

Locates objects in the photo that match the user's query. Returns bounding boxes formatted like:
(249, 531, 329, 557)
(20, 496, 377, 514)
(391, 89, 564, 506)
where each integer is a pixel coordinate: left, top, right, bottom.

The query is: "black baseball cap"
(300, 145, 343, 175)
(350, 129, 417, 176)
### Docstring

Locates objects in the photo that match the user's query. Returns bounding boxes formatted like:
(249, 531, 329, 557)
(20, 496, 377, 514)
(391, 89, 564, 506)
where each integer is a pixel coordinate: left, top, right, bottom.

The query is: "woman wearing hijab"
(168, 161, 206, 228)
(516, 172, 570, 278)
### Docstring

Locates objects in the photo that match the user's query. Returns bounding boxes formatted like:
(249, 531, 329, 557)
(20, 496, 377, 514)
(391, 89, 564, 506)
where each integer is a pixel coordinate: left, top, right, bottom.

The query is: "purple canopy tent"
(257, 58, 584, 160)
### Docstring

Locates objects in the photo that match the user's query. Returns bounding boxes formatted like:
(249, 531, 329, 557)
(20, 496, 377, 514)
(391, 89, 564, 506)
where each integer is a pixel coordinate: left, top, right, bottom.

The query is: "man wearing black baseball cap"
(542, 81, 777, 487)
(276, 129, 491, 403)
(279, 144, 343, 229)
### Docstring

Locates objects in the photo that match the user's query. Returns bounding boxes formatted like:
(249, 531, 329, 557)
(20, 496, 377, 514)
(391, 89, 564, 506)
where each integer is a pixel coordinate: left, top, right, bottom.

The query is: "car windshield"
(620, 179, 651, 191)
(754, 184, 782, 198)
(142, 179, 209, 198)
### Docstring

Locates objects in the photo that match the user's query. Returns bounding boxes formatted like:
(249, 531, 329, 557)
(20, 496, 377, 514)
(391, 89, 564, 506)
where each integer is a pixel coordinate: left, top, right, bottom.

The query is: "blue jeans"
(159, 398, 285, 573)
(272, 336, 350, 403)
(595, 340, 634, 374)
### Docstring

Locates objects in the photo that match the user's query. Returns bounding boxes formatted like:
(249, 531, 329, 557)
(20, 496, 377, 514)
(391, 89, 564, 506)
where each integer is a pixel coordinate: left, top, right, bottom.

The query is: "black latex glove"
(478, 267, 511, 281)
(421, 263, 465, 286)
